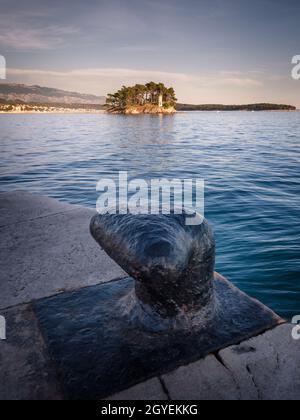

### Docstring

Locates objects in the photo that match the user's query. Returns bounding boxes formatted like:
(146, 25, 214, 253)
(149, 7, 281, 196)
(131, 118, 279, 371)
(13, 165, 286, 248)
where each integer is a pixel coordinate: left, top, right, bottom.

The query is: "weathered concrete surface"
(107, 379, 168, 401)
(0, 191, 126, 309)
(0, 304, 62, 400)
(0, 190, 74, 227)
(159, 324, 300, 401)
(162, 355, 240, 400)
(219, 324, 300, 400)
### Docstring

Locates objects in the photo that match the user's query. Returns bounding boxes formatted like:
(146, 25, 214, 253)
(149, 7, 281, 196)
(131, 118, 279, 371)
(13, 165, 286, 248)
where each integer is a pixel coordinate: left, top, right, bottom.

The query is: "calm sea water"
(0, 112, 299, 320)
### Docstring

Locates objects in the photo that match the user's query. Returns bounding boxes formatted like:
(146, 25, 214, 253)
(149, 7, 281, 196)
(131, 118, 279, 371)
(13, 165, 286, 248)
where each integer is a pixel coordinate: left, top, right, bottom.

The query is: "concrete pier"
(0, 190, 299, 400)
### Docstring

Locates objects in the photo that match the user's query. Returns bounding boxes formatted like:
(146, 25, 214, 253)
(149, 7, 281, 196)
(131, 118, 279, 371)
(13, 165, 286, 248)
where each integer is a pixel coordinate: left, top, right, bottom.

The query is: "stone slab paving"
(0, 190, 126, 309)
(0, 191, 299, 400)
(0, 190, 74, 227)
(158, 324, 299, 401)
(162, 354, 241, 401)
(107, 379, 168, 401)
(219, 324, 300, 400)
(109, 324, 299, 401)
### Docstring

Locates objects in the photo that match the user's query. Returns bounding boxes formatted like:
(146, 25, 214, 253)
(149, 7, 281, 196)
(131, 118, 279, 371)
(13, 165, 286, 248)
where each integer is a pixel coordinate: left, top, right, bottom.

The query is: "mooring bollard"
(32, 204, 282, 400)
(90, 211, 216, 329)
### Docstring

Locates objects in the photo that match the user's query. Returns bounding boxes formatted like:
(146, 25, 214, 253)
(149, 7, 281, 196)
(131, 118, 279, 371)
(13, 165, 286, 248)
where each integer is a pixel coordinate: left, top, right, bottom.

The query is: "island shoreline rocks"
(108, 104, 176, 115)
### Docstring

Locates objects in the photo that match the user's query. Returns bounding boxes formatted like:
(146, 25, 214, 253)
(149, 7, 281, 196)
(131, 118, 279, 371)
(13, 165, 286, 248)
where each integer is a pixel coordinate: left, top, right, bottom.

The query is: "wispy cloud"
(8, 67, 262, 86)
(0, 25, 78, 50)
(213, 77, 262, 87)
(0, 7, 79, 51)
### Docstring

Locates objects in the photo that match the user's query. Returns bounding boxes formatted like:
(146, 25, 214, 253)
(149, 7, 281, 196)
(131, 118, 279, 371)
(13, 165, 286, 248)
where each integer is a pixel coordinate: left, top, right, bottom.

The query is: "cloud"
(0, 8, 78, 51)
(0, 25, 78, 50)
(8, 66, 262, 86)
(213, 77, 262, 87)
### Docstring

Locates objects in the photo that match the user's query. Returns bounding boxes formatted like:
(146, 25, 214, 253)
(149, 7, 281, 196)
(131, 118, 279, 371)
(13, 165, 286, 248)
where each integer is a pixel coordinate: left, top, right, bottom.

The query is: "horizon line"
(0, 80, 297, 109)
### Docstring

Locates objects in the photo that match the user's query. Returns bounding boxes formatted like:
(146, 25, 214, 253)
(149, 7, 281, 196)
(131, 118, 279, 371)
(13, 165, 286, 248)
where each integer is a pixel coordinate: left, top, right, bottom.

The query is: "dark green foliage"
(106, 82, 177, 109)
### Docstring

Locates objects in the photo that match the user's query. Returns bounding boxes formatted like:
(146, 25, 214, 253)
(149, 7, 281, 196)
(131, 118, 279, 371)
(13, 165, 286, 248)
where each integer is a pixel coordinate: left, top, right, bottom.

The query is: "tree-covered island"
(106, 82, 177, 114)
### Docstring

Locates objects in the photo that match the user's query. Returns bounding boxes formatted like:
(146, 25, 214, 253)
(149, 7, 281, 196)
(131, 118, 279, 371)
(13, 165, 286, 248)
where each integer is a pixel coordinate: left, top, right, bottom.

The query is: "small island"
(106, 82, 177, 114)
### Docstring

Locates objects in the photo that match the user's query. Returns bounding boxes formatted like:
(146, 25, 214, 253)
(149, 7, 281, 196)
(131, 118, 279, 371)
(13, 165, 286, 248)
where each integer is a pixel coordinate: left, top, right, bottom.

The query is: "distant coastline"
(0, 102, 296, 114)
(176, 103, 297, 112)
(0, 102, 106, 114)
(0, 83, 296, 113)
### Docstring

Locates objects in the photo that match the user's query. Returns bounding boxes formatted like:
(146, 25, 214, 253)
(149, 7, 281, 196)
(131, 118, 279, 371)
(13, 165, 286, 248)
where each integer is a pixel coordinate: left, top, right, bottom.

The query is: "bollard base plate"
(34, 273, 282, 400)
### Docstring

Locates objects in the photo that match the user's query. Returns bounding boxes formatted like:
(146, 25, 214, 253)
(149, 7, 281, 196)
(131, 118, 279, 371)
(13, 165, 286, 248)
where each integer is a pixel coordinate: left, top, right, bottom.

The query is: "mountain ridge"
(0, 83, 105, 105)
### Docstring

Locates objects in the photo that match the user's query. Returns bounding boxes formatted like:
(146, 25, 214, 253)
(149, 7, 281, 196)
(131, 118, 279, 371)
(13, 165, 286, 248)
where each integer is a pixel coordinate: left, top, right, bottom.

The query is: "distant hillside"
(176, 103, 296, 111)
(0, 83, 105, 105)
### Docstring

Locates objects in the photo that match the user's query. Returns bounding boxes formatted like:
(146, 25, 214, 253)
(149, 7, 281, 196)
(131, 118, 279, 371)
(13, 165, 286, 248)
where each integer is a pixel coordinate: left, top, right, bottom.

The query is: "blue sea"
(0, 111, 299, 320)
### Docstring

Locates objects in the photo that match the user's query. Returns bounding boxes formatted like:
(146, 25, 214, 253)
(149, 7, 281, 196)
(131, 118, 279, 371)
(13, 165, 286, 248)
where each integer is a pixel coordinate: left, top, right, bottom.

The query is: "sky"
(0, 0, 299, 106)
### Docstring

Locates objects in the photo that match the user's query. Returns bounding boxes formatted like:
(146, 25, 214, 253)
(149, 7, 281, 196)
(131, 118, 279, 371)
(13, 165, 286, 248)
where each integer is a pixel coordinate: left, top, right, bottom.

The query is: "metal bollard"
(90, 211, 216, 329)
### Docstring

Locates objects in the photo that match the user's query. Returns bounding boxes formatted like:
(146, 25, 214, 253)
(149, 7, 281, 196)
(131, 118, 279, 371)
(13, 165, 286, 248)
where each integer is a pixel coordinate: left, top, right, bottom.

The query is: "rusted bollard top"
(90, 211, 216, 323)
